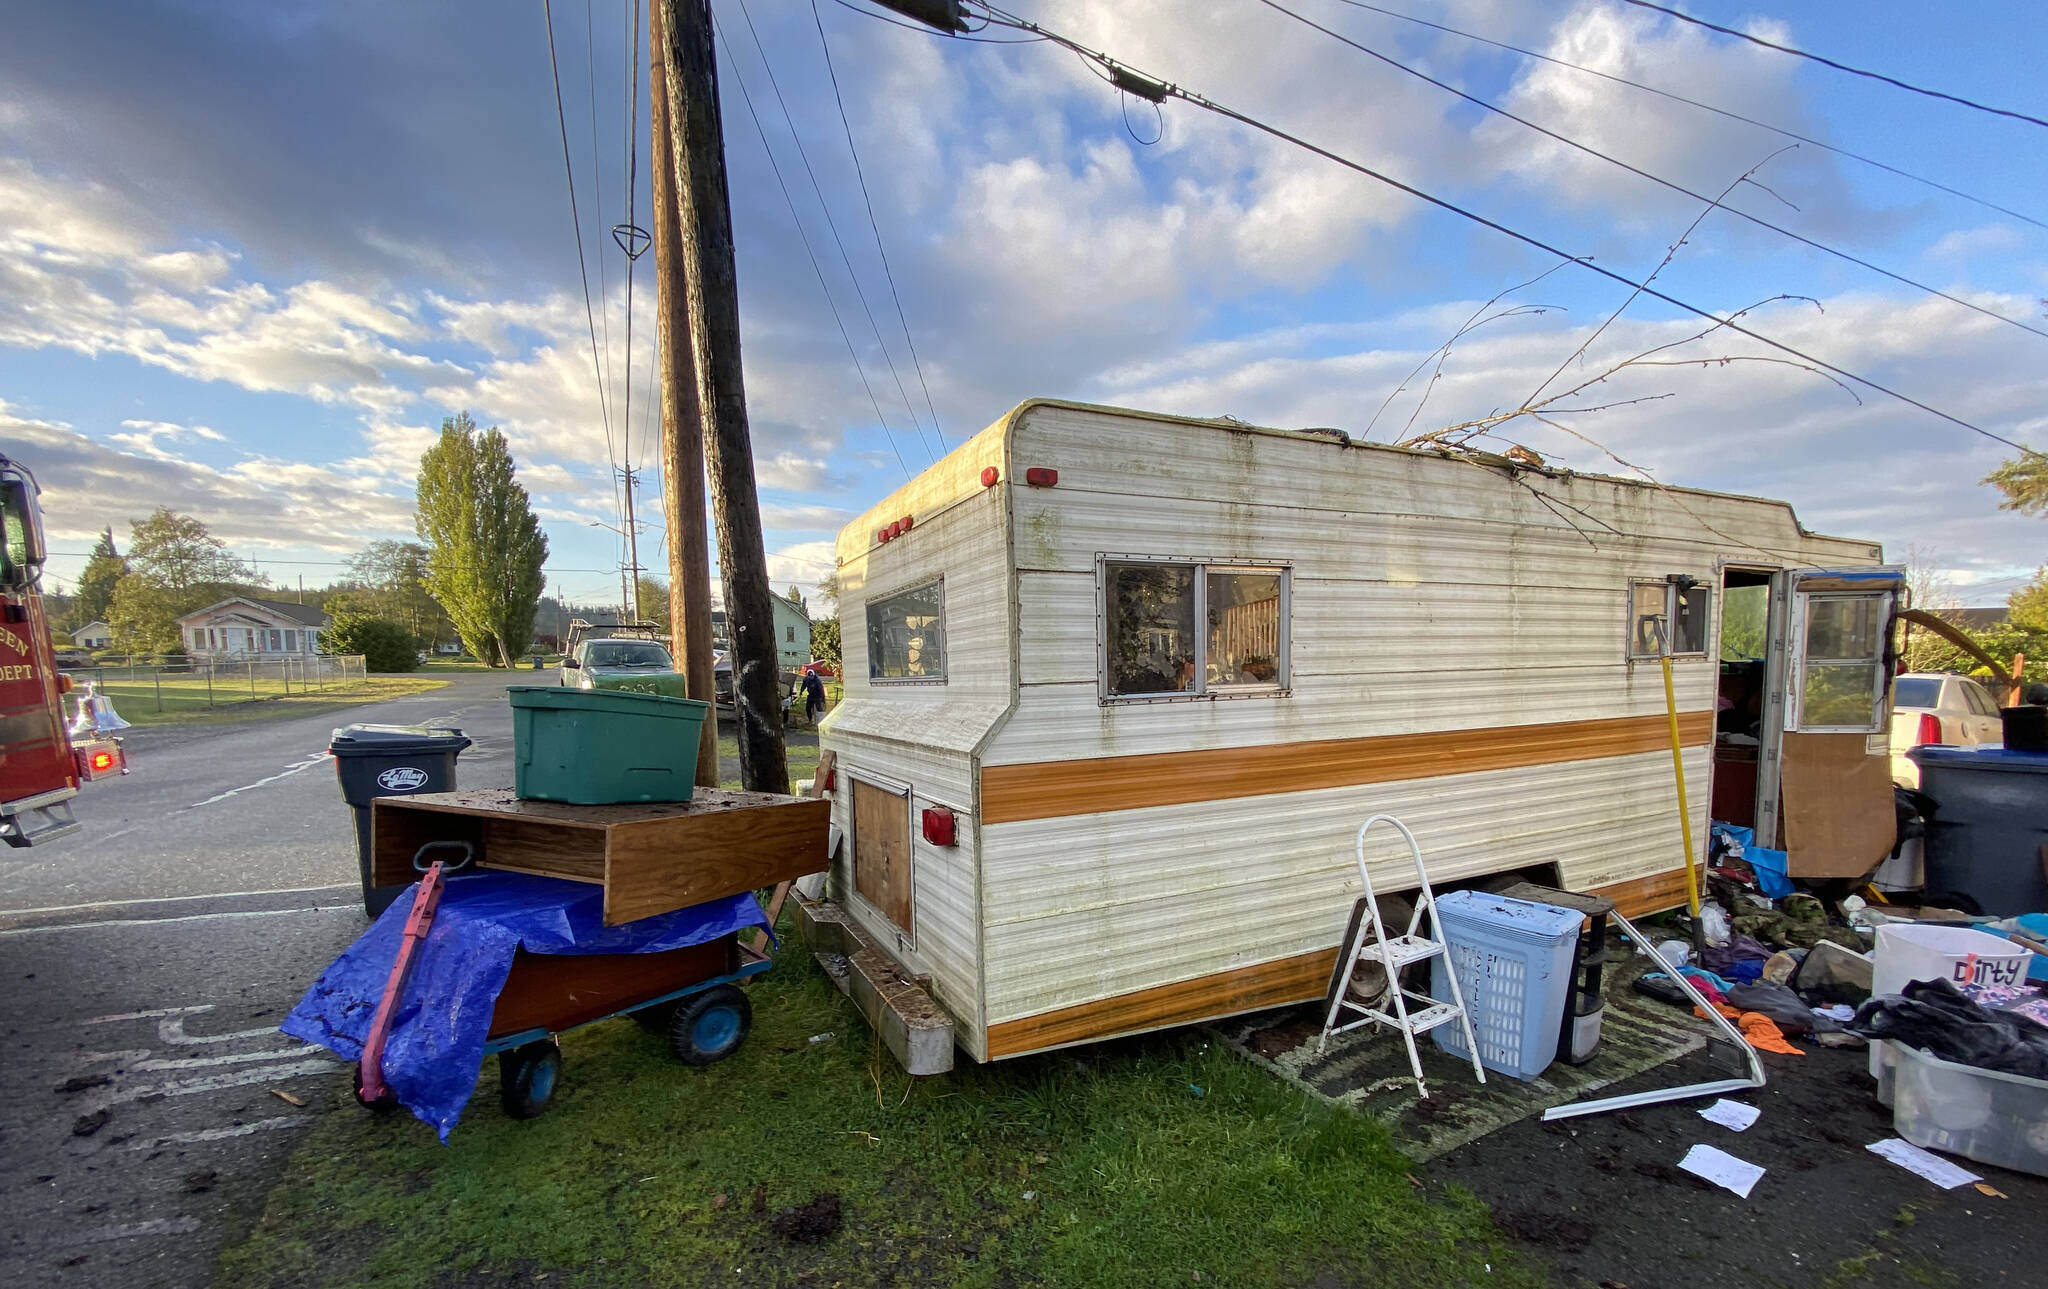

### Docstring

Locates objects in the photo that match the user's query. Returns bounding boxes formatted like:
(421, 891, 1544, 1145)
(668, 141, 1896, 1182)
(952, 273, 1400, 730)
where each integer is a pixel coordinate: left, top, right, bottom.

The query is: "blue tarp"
(283, 871, 766, 1139)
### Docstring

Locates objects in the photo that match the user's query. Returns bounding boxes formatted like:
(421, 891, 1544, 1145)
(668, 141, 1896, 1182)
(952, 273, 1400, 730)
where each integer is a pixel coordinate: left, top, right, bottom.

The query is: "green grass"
(717, 728, 822, 792)
(89, 676, 450, 728)
(418, 657, 555, 674)
(217, 928, 1536, 1289)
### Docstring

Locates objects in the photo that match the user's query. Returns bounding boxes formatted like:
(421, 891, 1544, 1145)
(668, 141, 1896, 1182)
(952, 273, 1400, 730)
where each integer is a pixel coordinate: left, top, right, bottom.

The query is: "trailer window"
(866, 579, 945, 682)
(1794, 592, 1888, 730)
(1628, 579, 1709, 658)
(1101, 558, 1288, 701)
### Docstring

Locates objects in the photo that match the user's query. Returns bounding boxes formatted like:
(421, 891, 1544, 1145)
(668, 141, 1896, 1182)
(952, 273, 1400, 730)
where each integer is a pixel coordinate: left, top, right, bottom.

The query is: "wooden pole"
(656, 0, 788, 793)
(650, 0, 721, 788)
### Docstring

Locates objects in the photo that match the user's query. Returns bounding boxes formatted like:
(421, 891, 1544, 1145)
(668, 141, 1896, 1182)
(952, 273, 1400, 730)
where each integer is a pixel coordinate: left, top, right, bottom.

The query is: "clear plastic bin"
(1876, 1040, 2048, 1179)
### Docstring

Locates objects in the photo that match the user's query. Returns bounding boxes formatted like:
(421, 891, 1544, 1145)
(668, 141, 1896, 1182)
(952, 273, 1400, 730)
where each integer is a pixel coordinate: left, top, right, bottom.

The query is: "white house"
(178, 597, 330, 658)
(71, 620, 113, 649)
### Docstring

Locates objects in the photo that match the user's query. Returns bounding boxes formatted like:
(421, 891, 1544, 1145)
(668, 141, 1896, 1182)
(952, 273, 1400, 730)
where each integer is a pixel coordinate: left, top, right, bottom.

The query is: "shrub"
(321, 614, 420, 673)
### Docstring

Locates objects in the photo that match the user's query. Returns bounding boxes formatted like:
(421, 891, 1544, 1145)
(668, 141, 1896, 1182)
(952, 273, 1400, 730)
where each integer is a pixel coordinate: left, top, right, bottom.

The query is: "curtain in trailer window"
(866, 581, 945, 681)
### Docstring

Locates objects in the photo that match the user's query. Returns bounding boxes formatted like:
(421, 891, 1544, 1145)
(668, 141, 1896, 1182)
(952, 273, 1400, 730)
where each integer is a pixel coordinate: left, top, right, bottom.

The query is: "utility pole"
(656, 0, 788, 794)
(651, 0, 739, 788)
(621, 466, 643, 622)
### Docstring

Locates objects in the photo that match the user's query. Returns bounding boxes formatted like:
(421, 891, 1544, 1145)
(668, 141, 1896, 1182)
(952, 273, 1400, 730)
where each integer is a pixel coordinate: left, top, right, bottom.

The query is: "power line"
(712, 20, 917, 481)
(966, 3, 2041, 458)
(1618, 0, 2048, 133)
(729, 0, 939, 464)
(1259, 0, 2048, 344)
(1327, 0, 2045, 232)
(812, 0, 948, 452)
(543, 0, 625, 523)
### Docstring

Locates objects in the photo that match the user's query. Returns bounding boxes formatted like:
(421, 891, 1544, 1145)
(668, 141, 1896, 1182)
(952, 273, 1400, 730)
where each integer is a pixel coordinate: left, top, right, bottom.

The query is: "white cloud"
(1926, 224, 2025, 262)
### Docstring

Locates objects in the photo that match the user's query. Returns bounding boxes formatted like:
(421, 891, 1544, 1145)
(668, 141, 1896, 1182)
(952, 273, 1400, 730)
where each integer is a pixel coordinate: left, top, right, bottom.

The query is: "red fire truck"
(1, 453, 127, 847)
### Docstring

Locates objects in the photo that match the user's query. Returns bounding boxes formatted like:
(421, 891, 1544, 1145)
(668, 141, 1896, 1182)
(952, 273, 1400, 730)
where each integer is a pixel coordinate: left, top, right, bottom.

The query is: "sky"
(2, 0, 2044, 613)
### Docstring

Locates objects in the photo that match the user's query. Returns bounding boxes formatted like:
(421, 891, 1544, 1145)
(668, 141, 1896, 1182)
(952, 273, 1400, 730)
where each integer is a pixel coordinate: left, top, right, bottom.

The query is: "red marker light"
(981, 466, 999, 487)
(921, 807, 956, 847)
(899, 515, 913, 532)
(1025, 467, 1058, 487)
(876, 527, 890, 544)
(91, 751, 115, 772)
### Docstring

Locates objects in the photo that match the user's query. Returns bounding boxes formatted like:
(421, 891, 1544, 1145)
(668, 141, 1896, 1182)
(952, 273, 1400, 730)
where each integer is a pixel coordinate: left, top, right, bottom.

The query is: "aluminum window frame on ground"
(1095, 554, 1292, 705)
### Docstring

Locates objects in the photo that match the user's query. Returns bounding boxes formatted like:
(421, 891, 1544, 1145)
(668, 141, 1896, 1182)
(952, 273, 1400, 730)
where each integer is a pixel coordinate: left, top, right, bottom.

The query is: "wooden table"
(371, 787, 830, 925)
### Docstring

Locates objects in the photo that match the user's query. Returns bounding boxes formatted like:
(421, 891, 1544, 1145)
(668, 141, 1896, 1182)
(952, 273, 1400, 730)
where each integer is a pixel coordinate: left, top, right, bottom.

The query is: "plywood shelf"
(371, 787, 831, 925)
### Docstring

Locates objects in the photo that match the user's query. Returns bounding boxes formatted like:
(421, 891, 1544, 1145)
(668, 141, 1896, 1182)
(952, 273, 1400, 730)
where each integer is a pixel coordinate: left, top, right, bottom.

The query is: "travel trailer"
(812, 399, 1899, 1068)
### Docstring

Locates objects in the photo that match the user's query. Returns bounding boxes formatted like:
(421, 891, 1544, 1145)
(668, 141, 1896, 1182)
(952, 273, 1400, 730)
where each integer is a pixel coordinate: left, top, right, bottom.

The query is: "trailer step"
(796, 897, 955, 1075)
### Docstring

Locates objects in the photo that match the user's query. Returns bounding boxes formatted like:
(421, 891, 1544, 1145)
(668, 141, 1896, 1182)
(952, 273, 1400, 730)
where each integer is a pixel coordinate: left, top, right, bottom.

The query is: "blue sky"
(3, 0, 2044, 610)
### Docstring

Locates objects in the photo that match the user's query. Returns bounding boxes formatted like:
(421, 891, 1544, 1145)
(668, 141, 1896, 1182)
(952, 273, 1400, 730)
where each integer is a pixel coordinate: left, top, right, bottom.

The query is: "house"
(710, 598, 813, 670)
(814, 398, 1898, 1070)
(178, 597, 330, 658)
(71, 620, 113, 650)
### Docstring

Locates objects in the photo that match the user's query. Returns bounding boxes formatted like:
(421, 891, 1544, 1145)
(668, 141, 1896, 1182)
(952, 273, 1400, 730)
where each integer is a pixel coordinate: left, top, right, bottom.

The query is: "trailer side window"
(1792, 592, 1888, 731)
(1101, 558, 1288, 701)
(866, 579, 945, 683)
(1627, 579, 1709, 659)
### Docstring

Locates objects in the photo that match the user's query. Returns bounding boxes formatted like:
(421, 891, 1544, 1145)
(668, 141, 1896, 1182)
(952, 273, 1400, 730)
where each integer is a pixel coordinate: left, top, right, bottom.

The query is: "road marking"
(85, 1005, 213, 1024)
(110, 1058, 340, 1104)
(0, 905, 349, 937)
(123, 1045, 310, 1072)
(127, 1116, 303, 1149)
(2, 883, 355, 919)
(66, 1217, 204, 1246)
(158, 1014, 290, 1046)
(180, 753, 330, 810)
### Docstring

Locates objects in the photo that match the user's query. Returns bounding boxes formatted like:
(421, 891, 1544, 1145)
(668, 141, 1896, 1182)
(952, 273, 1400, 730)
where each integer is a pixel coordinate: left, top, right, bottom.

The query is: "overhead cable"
(1260, 0, 2048, 343)
(1328, 0, 2044, 231)
(813, 0, 949, 452)
(543, 0, 624, 490)
(1619, 0, 2048, 133)
(965, 3, 2040, 458)
(714, 21, 916, 480)
(731, 0, 938, 464)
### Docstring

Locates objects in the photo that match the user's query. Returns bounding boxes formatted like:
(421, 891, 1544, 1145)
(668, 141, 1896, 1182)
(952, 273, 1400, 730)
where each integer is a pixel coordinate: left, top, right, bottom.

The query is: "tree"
(637, 575, 671, 632)
(784, 584, 805, 612)
(810, 617, 841, 670)
(72, 528, 126, 627)
(331, 540, 448, 646)
(415, 411, 549, 667)
(814, 570, 840, 611)
(107, 575, 185, 655)
(321, 614, 421, 673)
(1983, 455, 2048, 517)
(127, 508, 256, 599)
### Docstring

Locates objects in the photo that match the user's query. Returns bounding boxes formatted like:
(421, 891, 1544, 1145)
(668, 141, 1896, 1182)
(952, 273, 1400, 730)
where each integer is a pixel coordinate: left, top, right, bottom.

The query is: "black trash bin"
(329, 723, 472, 915)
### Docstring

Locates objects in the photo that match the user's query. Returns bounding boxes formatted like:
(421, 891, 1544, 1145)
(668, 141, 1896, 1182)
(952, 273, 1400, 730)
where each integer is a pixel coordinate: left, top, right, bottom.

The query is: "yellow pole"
(1661, 653, 1702, 917)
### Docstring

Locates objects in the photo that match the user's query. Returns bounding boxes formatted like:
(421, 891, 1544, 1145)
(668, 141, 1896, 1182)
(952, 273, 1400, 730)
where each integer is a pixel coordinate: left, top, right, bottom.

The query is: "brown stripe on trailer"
(980, 864, 1695, 1058)
(980, 710, 1715, 824)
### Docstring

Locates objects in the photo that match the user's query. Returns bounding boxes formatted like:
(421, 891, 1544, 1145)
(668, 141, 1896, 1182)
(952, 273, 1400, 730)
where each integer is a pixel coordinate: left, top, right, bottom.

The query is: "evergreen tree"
(72, 528, 125, 627)
(414, 412, 549, 667)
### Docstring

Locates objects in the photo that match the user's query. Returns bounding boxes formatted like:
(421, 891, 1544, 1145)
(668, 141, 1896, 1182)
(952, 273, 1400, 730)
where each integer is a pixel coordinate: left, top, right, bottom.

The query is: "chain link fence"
(60, 655, 369, 716)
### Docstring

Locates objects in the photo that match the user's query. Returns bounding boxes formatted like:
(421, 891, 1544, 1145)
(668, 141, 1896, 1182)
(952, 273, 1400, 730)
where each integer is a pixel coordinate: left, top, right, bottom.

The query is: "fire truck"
(1, 453, 127, 847)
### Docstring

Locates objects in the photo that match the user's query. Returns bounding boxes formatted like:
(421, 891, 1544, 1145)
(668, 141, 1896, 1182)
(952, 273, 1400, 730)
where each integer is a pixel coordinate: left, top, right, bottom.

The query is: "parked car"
(1889, 671, 2004, 786)
(558, 637, 682, 691)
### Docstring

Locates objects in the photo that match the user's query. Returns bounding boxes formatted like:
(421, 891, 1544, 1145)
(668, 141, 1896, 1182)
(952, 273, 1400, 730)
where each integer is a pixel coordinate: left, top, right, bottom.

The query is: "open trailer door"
(1774, 569, 1904, 879)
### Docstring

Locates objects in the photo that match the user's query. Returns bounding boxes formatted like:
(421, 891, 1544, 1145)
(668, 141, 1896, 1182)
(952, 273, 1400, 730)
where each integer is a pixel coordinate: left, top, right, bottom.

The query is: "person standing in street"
(802, 666, 827, 726)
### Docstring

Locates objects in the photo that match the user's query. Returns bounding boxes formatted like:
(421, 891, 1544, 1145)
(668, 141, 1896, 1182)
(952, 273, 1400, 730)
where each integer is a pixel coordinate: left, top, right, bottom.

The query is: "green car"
(558, 637, 692, 699)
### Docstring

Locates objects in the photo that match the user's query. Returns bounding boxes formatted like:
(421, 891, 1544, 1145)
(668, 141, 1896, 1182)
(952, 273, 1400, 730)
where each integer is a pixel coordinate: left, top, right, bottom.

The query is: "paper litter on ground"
(1678, 1144, 1766, 1198)
(1697, 1099, 1760, 1132)
(1866, 1138, 1982, 1189)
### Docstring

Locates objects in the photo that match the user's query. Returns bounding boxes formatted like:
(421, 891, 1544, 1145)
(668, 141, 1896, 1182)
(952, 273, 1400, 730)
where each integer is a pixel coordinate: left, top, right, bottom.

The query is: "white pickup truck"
(1889, 671, 2004, 786)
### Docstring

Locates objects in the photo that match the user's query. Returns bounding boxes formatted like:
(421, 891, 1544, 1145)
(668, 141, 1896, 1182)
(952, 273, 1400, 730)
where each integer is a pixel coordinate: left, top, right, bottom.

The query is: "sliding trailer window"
(866, 578, 946, 683)
(1627, 577, 1710, 659)
(1099, 557, 1290, 703)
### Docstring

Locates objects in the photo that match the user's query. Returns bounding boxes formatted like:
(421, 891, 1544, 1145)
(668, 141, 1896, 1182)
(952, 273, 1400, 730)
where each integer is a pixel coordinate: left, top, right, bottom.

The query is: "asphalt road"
(0, 672, 525, 1289)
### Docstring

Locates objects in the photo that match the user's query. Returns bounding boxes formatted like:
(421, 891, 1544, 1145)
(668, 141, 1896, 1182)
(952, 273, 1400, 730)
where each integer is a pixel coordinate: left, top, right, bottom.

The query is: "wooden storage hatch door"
(852, 778, 913, 934)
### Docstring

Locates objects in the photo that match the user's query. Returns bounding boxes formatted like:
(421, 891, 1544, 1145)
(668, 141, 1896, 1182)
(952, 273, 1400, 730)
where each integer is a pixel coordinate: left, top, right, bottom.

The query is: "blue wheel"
(499, 1040, 562, 1119)
(669, 986, 752, 1066)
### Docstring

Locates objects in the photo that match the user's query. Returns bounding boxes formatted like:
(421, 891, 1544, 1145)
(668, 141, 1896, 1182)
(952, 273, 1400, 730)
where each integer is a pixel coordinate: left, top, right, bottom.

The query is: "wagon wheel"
(668, 986, 752, 1066)
(498, 1039, 563, 1119)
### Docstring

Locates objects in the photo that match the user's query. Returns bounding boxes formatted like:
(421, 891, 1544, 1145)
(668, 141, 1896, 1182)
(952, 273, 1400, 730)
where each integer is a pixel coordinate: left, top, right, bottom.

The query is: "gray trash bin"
(329, 723, 472, 915)
(1909, 745, 2048, 916)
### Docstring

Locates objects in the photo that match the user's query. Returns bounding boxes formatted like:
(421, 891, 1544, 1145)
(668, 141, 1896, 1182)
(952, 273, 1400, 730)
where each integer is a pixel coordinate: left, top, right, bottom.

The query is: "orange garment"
(1695, 1002, 1804, 1057)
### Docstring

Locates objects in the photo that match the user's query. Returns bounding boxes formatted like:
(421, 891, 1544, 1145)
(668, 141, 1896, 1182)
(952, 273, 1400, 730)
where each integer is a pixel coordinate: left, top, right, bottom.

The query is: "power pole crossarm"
(656, 0, 789, 794)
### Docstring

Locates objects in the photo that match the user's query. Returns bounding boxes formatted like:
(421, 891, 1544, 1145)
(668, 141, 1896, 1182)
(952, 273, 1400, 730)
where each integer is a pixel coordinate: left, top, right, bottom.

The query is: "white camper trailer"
(812, 399, 1899, 1069)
